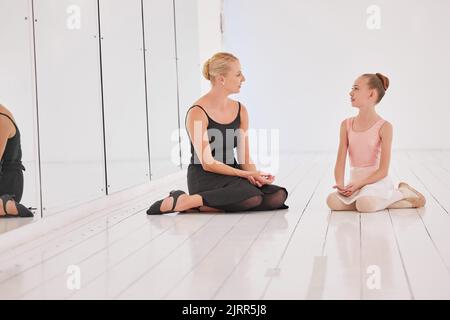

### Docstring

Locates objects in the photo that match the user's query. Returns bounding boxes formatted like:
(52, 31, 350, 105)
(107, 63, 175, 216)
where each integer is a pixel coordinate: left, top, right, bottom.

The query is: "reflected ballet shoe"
(398, 182, 426, 208)
(0, 194, 34, 218)
(16, 203, 35, 217)
(146, 190, 186, 215)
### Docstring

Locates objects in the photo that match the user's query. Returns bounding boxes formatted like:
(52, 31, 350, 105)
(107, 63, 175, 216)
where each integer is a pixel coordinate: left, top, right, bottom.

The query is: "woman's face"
(349, 76, 375, 108)
(222, 60, 246, 94)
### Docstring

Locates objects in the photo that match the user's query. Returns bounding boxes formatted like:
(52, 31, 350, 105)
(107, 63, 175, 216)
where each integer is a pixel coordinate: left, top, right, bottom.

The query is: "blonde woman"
(326, 73, 426, 212)
(147, 52, 288, 214)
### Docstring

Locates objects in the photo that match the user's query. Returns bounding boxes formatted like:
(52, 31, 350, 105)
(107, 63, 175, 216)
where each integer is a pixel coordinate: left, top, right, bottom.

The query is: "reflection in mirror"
(34, 0, 106, 215)
(0, 0, 41, 227)
(173, 0, 201, 170)
(99, 0, 150, 193)
(144, 0, 182, 179)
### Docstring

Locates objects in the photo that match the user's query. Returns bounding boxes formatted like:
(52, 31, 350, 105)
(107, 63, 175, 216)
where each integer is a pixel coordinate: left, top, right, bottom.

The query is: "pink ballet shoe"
(398, 182, 426, 208)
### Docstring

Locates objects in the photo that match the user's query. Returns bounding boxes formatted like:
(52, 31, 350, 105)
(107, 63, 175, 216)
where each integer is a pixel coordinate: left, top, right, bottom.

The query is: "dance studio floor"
(1, 151, 450, 300)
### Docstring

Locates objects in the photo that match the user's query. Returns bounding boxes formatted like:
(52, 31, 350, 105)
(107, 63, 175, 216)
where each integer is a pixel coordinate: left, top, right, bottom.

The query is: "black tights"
(216, 189, 288, 212)
(0, 169, 24, 202)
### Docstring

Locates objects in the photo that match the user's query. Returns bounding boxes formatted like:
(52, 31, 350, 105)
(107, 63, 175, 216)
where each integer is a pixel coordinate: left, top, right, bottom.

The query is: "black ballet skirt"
(185, 103, 288, 210)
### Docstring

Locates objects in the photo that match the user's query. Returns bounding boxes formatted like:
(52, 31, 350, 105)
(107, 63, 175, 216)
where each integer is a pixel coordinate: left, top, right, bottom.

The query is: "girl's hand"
(342, 182, 362, 197)
(333, 184, 347, 196)
(333, 182, 361, 197)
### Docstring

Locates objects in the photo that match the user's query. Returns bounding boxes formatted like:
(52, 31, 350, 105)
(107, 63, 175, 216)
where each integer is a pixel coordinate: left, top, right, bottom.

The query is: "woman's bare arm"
(236, 103, 257, 172)
(0, 116, 11, 161)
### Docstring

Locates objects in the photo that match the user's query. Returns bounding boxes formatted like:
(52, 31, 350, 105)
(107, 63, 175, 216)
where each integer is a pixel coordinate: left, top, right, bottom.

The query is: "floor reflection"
(0, 216, 37, 235)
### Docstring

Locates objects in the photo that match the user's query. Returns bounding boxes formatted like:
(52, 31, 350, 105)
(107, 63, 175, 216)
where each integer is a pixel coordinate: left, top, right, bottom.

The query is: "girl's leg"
(326, 192, 357, 211)
(388, 182, 426, 209)
(387, 199, 414, 209)
(355, 190, 404, 212)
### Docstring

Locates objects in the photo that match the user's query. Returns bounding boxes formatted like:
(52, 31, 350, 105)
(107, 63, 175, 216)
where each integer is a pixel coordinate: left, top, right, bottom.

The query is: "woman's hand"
(254, 174, 275, 186)
(247, 172, 275, 187)
(247, 175, 262, 187)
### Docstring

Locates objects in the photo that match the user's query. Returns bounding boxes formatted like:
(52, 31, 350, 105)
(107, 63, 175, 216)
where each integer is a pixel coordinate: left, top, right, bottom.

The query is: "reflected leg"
(0, 196, 19, 216)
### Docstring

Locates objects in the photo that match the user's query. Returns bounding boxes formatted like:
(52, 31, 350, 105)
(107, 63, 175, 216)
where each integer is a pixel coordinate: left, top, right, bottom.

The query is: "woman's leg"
(198, 206, 224, 212)
(326, 192, 357, 211)
(159, 194, 203, 212)
(218, 195, 264, 212)
(0, 170, 23, 216)
(0, 196, 19, 216)
(182, 206, 224, 213)
(250, 189, 288, 211)
(159, 193, 264, 213)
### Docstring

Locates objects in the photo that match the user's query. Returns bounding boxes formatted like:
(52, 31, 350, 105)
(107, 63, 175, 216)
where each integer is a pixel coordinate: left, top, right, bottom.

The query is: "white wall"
(223, 0, 450, 152)
(33, 0, 106, 213)
(197, 0, 223, 93)
(144, 0, 181, 179)
(99, 0, 150, 193)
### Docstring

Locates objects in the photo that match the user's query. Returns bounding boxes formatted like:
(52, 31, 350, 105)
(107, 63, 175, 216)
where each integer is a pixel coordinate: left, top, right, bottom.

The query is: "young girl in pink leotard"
(327, 73, 426, 212)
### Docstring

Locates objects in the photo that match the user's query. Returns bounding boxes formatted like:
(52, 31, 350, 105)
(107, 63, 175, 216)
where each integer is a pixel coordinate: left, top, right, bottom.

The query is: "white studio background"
(197, 0, 223, 93)
(223, 0, 450, 153)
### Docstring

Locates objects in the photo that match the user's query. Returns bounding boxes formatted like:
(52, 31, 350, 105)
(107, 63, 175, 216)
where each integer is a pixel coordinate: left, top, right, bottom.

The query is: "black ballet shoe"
(0, 194, 34, 218)
(146, 190, 186, 215)
(16, 203, 35, 217)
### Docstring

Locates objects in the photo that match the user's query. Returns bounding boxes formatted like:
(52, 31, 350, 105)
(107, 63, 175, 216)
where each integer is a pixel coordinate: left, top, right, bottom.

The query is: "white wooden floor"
(1, 150, 450, 300)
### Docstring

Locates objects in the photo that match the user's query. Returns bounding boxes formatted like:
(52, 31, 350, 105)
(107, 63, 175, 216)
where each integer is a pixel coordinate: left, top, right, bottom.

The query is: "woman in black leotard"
(147, 52, 288, 214)
(0, 104, 33, 218)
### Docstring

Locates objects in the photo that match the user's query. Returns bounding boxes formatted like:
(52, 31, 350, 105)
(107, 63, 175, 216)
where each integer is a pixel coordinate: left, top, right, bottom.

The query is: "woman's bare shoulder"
(186, 104, 208, 124)
(0, 104, 13, 118)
